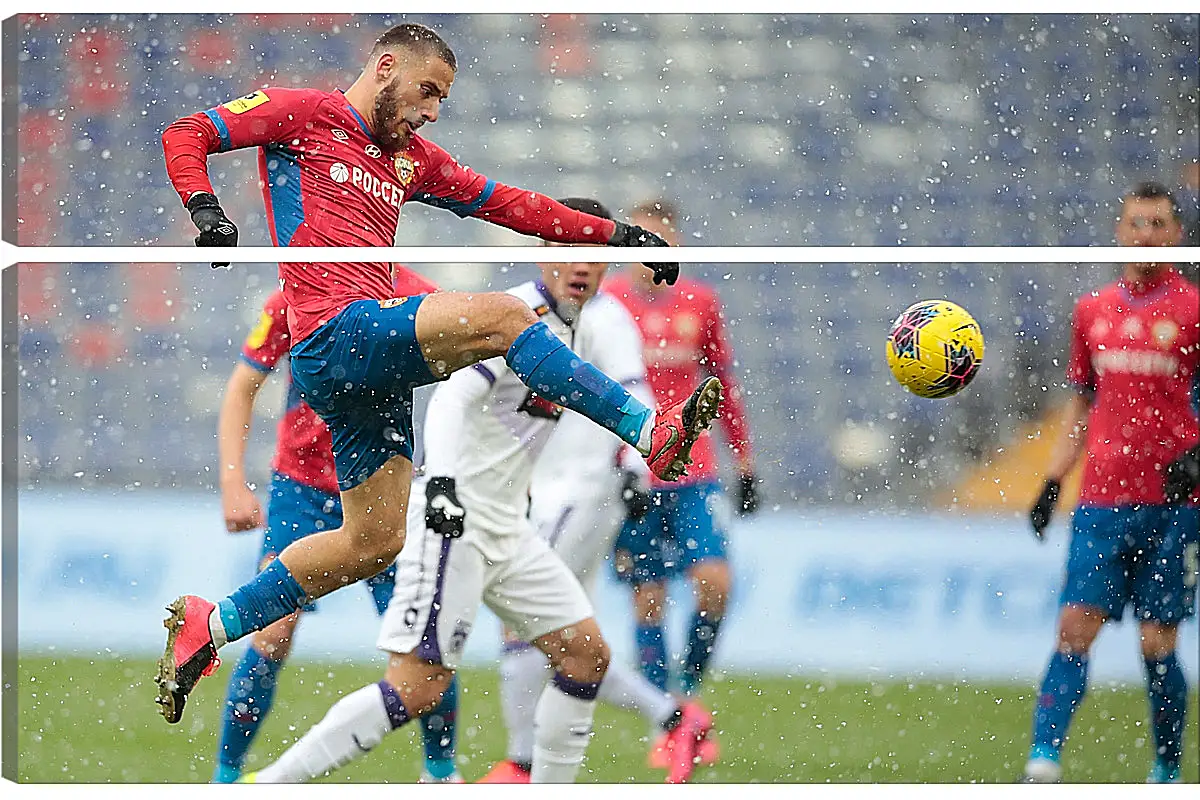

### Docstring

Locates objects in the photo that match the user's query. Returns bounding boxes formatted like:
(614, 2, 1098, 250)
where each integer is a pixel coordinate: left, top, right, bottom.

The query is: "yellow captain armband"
(224, 90, 270, 114)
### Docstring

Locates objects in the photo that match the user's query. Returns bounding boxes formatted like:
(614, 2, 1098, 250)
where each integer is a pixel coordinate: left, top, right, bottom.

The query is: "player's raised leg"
(412, 291, 724, 482)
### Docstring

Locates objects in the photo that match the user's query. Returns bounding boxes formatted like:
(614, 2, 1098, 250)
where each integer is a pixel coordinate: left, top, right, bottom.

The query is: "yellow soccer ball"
(885, 300, 984, 399)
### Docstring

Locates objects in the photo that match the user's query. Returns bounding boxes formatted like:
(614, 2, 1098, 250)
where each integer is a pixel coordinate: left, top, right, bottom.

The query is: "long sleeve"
(421, 362, 496, 479)
(702, 292, 754, 472)
(161, 87, 324, 207)
(409, 140, 616, 244)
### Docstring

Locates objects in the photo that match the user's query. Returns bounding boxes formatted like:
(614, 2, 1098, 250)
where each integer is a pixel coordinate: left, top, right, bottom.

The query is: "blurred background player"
(212, 266, 462, 784)
(607, 200, 761, 731)
(245, 224, 716, 784)
(1022, 181, 1200, 784)
(479, 199, 714, 785)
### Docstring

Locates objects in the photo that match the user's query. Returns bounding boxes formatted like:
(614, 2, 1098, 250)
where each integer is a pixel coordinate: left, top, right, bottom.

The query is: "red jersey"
(241, 267, 439, 495)
(163, 86, 617, 343)
(605, 273, 753, 488)
(1067, 267, 1200, 506)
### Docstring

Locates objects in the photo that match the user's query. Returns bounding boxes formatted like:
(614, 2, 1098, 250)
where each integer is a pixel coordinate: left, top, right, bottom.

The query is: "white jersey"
(421, 281, 645, 560)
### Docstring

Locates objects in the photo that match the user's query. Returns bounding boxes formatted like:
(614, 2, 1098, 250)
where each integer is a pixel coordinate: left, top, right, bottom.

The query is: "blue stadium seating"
(13, 14, 1199, 502)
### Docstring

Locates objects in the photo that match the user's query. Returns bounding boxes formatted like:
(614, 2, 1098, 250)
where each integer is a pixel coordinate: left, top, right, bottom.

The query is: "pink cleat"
(476, 760, 531, 784)
(154, 595, 222, 724)
(647, 702, 714, 783)
(645, 377, 724, 482)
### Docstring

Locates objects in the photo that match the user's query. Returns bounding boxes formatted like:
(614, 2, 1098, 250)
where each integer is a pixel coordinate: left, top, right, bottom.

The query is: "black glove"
(620, 470, 652, 520)
(1164, 444, 1200, 505)
(1029, 479, 1061, 540)
(425, 476, 466, 538)
(187, 192, 239, 269)
(737, 474, 761, 516)
(609, 221, 678, 286)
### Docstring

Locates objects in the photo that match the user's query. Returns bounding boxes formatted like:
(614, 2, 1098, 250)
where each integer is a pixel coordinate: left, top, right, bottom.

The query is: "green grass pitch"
(15, 654, 1198, 783)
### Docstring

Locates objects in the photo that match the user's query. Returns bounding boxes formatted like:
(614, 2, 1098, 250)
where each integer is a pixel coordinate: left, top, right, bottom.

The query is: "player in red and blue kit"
(606, 200, 760, 769)
(1022, 182, 1200, 784)
(156, 24, 725, 752)
(212, 269, 463, 784)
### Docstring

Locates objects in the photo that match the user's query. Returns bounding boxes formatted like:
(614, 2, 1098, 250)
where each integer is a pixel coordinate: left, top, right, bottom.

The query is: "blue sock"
(507, 321, 652, 447)
(680, 611, 722, 696)
(218, 558, 307, 643)
(366, 563, 397, 616)
(213, 645, 285, 782)
(636, 623, 669, 692)
(420, 675, 460, 779)
(1144, 652, 1188, 774)
(1031, 650, 1089, 760)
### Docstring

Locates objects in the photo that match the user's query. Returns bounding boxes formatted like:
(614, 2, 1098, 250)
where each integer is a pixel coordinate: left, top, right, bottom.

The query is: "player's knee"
(1056, 605, 1105, 654)
(346, 512, 407, 563)
(1139, 623, 1178, 660)
(634, 583, 667, 623)
(566, 635, 610, 684)
(253, 615, 299, 661)
(384, 655, 454, 716)
(484, 292, 539, 350)
(692, 561, 732, 614)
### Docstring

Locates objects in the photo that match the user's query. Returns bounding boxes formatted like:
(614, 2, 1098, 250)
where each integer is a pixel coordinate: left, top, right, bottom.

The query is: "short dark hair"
(371, 23, 456, 72)
(558, 197, 613, 220)
(1125, 180, 1181, 221)
(632, 198, 680, 229)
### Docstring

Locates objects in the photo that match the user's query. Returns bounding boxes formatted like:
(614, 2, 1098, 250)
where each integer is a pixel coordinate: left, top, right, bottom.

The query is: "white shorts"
(530, 474, 624, 596)
(378, 495, 594, 670)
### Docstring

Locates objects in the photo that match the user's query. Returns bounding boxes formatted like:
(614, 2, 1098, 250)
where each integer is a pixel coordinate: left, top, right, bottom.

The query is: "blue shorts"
(1061, 505, 1199, 624)
(261, 472, 395, 614)
(613, 482, 730, 585)
(290, 296, 439, 491)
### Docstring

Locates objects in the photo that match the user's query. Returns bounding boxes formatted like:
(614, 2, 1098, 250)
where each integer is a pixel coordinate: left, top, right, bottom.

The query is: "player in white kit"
(244, 199, 721, 785)
(478, 200, 715, 785)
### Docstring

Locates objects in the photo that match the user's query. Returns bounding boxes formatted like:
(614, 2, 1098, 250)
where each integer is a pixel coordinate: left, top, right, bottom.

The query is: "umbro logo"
(332, 128, 349, 141)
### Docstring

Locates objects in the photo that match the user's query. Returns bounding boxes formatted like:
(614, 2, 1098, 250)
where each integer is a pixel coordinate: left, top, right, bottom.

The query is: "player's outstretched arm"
(161, 88, 321, 265)
(408, 143, 678, 284)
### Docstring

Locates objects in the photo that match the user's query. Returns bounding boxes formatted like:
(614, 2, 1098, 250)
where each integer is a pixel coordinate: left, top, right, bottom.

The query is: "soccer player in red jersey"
(156, 24, 725, 749)
(1022, 182, 1200, 784)
(605, 200, 760, 771)
(211, 267, 462, 784)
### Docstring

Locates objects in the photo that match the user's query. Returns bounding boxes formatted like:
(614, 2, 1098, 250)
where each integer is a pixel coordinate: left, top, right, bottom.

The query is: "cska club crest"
(1152, 320, 1180, 349)
(393, 154, 416, 187)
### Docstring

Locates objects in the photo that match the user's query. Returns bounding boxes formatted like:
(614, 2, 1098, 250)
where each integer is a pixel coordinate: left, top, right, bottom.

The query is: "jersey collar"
(1119, 266, 1176, 304)
(338, 90, 381, 144)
